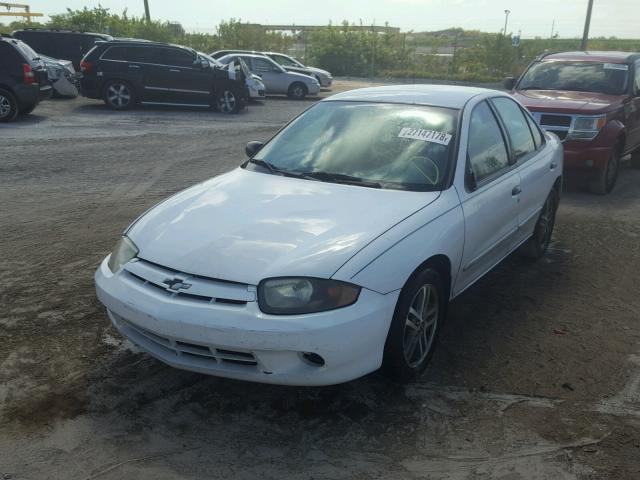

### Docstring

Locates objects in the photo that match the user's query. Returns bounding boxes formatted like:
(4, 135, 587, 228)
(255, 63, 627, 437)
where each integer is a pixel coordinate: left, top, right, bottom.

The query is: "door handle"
(169, 69, 181, 73)
(512, 186, 522, 196)
(128, 64, 140, 69)
(550, 161, 558, 170)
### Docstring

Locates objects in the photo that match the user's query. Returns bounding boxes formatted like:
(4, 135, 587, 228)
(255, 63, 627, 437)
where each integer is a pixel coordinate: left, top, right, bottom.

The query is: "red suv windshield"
(518, 61, 629, 96)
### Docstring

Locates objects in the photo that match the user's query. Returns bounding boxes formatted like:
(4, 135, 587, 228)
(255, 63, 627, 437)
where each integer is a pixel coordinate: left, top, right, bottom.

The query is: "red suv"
(506, 51, 640, 194)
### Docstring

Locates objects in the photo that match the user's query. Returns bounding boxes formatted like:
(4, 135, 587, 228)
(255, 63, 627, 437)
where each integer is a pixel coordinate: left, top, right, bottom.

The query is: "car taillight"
(80, 60, 92, 73)
(23, 64, 35, 85)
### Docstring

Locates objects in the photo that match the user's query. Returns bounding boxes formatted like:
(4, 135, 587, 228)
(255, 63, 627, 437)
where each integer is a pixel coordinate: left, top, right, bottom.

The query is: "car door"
(250, 57, 286, 93)
(100, 45, 147, 99)
(454, 100, 521, 296)
(490, 96, 554, 248)
(151, 47, 211, 105)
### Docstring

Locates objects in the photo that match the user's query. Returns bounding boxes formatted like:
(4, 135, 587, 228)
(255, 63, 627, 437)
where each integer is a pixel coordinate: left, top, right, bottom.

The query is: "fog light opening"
(302, 352, 325, 367)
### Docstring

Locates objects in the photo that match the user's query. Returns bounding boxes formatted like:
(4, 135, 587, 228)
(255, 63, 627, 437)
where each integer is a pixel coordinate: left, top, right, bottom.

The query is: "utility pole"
(143, 0, 150, 22)
(580, 0, 594, 50)
(550, 19, 555, 39)
(503, 9, 510, 36)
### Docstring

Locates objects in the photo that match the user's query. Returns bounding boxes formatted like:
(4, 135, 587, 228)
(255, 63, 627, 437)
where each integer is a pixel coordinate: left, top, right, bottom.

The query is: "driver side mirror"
(245, 141, 264, 158)
(195, 57, 209, 70)
(503, 76, 517, 90)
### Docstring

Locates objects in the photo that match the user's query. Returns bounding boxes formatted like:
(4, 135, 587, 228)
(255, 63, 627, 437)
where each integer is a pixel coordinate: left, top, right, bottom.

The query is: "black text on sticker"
(398, 127, 452, 146)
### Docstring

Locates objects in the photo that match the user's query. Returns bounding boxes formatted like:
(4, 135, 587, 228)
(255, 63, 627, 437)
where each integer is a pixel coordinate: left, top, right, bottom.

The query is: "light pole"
(503, 9, 511, 36)
(580, 0, 594, 50)
(143, 0, 150, 22)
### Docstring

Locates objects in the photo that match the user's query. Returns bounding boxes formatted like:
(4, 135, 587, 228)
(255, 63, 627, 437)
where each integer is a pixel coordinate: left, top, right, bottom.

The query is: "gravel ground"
(1, 80, 639, 480)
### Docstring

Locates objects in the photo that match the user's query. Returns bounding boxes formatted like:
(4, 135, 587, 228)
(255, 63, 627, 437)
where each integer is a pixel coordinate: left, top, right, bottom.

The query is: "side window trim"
(465, 100, 515, 192)
(521, 105, 546, 152)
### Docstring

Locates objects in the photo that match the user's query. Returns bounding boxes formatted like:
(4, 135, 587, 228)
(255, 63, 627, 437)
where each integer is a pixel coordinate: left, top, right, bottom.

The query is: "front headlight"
(571, 115, 606, 140)
(258, 277, 361, 315)
(107, 236, 139, 273)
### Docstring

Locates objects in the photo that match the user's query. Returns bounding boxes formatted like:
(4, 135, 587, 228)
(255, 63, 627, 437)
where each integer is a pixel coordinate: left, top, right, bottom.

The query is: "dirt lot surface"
(1, 80, 639, 479)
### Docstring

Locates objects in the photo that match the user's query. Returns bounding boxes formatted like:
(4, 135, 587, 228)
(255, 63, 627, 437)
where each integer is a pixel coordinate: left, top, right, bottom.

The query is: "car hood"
(512, 90, 624, 115)
(286, 70, 318, 84)
(127, 168, 440, 286)
(306, 66, 331, 78)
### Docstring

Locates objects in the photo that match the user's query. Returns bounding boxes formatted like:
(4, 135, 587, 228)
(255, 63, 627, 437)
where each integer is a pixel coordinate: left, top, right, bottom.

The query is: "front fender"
(332, 188, 464, 295)
(592, 119, 625, 149)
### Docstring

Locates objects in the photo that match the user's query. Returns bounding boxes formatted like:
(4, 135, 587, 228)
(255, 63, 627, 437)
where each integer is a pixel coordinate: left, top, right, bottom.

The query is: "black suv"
(12, 29, 113, 70)
(79, 40, 248, 113)
(0, 35, 51, 122)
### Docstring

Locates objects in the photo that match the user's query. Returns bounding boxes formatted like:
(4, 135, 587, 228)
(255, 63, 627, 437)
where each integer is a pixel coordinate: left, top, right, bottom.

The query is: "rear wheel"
(287, 82, 307, 100)
(383, 268, 445, 382)
(588, 145, 620, 194)
(103, 80, 135, 110)
(521, 187, 557, 260)
(0, 88, 19, 122)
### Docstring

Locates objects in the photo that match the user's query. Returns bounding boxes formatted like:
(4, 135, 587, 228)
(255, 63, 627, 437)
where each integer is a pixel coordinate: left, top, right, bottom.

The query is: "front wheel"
(103, 80, 135, 110)
(214, 86, 243, 114)
(0, 88, 19, 122)
(287, 82, 307, 100)
(589, 147, 620, 194)
(383, 268, 445, 382)
(520, 187, 557, 260)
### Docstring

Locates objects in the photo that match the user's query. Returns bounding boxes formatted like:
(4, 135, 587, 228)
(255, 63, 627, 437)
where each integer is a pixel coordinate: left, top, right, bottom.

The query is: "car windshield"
(250, 101, 458, 191)
(518, 61, 629, 95)
(275, 54, 303, 67)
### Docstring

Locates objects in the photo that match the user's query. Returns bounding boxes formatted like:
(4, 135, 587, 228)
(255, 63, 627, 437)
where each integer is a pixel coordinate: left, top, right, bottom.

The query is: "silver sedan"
(218, 53, 320, 99)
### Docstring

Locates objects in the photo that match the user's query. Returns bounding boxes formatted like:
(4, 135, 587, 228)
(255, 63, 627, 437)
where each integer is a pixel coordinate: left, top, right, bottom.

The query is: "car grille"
(112, 313, 259, 368)
(123, 258, 255, 306)
(539, 114, 572, 128)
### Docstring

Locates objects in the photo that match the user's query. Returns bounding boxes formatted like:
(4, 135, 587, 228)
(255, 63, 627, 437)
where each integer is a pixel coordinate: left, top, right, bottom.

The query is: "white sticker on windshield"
(604, 63, 628, 71)
(398, 127, 452, 146)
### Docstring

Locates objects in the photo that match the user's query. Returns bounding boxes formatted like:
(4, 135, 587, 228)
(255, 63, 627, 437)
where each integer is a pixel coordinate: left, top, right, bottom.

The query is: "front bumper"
(95, 258, 398, 386)
(563, 141, 612, 175)
(319, 77, 332, 88)
(307, 83, 321, 95)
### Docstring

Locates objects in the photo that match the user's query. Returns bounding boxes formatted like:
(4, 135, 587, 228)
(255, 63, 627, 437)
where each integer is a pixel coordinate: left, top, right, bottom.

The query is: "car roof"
(222, 52, 271, 60)
(100, 39, 195, 52)
(541, 51, 640, 63)
(324, 84, 499, 109)
(13, 28, 111, 38)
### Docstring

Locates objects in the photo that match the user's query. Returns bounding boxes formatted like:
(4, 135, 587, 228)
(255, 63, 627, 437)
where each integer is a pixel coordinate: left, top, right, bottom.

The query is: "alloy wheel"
(403, 284, 439, 368)
(292, 85, 305, 98)
(107, 84, 131, 108)
(0, 95, 11, 119)
(217, 90, 236, 113)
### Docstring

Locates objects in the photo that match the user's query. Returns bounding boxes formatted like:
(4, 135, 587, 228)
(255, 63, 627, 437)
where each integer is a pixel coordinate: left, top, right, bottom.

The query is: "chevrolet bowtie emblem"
(162, 277, 192, 291)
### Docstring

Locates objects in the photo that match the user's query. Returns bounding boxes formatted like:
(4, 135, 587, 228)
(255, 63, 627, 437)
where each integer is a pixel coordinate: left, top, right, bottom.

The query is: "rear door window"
(252, 57, 279, 73)
(0, 42, 23, 72)
(155, 48, 195, 67)
(467, 101, 510, 183)
(491, 97, 536, 161)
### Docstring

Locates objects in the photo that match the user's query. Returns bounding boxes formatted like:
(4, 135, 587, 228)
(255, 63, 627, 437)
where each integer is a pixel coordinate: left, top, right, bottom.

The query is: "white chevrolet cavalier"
(96, 85, 563, 386)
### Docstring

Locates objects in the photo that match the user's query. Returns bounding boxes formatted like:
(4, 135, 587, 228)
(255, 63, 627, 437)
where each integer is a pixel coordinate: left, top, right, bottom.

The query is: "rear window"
(14, 41, 39, 61)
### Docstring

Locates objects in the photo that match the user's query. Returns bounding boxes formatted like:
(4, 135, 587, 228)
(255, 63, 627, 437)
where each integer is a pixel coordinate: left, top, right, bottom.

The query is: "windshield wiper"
(248, 158, 281, 175)
(297, 171, 382, 189)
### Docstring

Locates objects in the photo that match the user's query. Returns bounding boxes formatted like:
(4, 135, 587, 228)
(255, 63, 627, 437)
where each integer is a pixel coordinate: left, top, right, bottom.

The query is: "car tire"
(214, 84, 244, 114)
(287, 82, 307, 100)
(588, 145, 621, 194)
(19, 103, 37, 115)
(383, 268, 445, 383)
(103, 80, 136, 110)
(631, 149, 640, 169)
(0, 88, 19, 122)
(520, 186, 558, 260)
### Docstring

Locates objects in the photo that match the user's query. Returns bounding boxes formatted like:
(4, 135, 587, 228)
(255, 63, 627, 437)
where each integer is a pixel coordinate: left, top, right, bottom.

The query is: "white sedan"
(96, 85, 563, 386)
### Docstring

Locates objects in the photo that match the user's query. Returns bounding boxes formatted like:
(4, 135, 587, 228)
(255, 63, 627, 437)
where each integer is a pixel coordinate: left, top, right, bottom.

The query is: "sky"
(11, 0, 640, 38)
